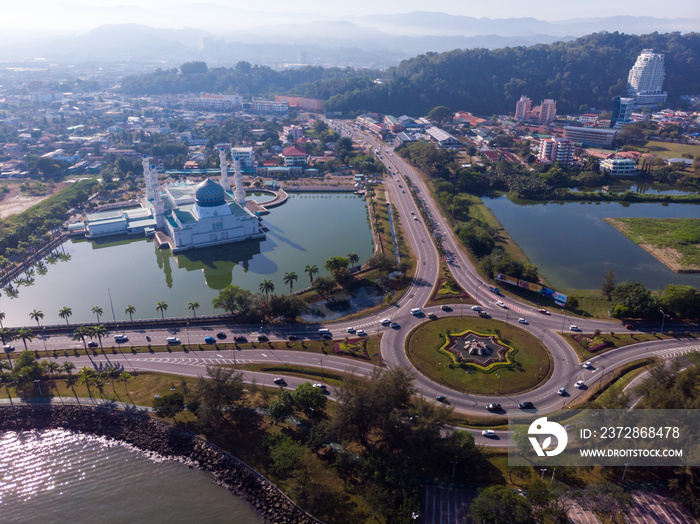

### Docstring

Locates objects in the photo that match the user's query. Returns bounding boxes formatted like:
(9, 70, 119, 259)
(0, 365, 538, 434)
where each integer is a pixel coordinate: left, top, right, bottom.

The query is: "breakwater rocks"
(0, 405, 322, 524)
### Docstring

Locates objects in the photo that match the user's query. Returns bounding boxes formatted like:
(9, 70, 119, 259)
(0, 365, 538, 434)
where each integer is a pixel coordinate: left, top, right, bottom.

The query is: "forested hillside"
(324, 32, 700, 115)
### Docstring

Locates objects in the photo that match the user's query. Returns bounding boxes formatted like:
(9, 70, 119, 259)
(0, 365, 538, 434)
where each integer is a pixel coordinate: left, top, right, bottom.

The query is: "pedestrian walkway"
(0, 396, 151, 412)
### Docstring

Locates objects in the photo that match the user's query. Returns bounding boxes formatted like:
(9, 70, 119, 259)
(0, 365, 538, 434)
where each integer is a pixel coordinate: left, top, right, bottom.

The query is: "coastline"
(0, 404, 322, 524)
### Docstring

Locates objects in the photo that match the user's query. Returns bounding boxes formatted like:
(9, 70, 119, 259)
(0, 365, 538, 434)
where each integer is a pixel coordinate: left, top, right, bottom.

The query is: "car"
(257, 335, 269, 342)
(486, 403, 501, 412)
(380, 318, 391, 325)
(321, 333, 333, 340)
(518, 401, 535, 409)
(356, 330, 367, 336)
(625, 323, 634, 330)
(569, 325, 581, 332)
(166, 337, 181, 345)
(496, 300, 506, 308)
(582, 361, 592, 369)
(410, 308, 422, 315)
(538, 309, 550, 315)
(273, 377, 286, 385)
(518, 318, 528, 324)
(87, 341, 99, 348)
(204, 336, 216, 344)
(435, 395, 447, 402)
(445, 257, 452, 263)
(216, 332, 227, 339)
(413, 216, 418, 221)
(471, 305, 482, 312)
(288, 335, 298, 341)
(478, 311, 491, 318)
(114, 334, 128, 343)
(233, 336, 247, 343)
(410, 211, 415, 215)
(312, 383, 325, 388)
(441, 305, 452, 311)
(575, 380, 585, 389)
(427, 312, 437, 320)
(558, 387, 566, 396)
(347, 327, 356, 333)
(390, 322, 400, 329)
(3, 344, 15, 352)
(482, 429, 496, 438)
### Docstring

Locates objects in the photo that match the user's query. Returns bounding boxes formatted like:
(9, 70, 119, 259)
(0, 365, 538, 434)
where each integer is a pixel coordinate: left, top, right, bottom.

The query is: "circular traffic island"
(406, 317, 553, 395)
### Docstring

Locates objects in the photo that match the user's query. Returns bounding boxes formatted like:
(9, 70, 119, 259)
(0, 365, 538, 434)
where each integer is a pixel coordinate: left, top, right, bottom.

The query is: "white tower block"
(219, 147, 230, 191)
(151, 164, 165, 228)
(142, 154, 154, 200)
(234, 156, 246, 205)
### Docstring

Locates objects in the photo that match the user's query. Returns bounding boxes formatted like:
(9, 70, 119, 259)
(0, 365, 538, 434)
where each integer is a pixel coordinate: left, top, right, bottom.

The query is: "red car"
(625, 324, 634, 330)
(538, 308, 550, 315)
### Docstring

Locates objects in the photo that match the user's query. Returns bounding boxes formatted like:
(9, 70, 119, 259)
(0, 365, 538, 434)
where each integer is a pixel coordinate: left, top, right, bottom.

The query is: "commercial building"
(231, 147, 256, 169)
(274, 95, 323, 113)
(627, 49, 667, 105)
(185, 94, 243, 111)
(282, 146, 307, 166)
(539, 99, 557, 124)
(600, 158, 637, 176)
(425, 126, 459, 147)
(249, 100, 289, 113)
(538, 138, 575, 165)
(564, 126, 617, 148)
(610, 97, 636, 129)
(515, 96, 532, 120)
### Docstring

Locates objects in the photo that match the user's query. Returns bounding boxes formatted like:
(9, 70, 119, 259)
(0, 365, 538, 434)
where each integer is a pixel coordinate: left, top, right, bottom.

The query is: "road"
(6, 119, 698, 447)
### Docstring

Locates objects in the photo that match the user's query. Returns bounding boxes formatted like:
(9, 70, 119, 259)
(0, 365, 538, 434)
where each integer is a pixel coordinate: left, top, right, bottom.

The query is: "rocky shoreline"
(0, 405, 322, 524)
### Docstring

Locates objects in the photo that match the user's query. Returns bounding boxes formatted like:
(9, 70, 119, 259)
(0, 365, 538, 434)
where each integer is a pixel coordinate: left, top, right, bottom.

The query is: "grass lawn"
(605, 217, 700, 272)
(562, 331, 680, 361)
(407, 317, 552, 395)
(425, 261, 474, 307)
(642, 140, 700, 160)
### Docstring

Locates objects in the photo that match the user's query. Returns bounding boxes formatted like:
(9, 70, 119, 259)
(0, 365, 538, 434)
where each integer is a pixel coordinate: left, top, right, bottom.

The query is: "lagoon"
(483, 196, 700, 291)
(1, 193, 373, 326)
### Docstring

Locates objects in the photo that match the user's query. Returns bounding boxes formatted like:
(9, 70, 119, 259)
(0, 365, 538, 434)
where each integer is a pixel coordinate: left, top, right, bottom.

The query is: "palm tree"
(58, 306, 73, 325)
(73, 326, 90, 350)
(16, 327, 34, 351)
(304, 265, 319, 284)
(0, 311, 5, 329)
(91, 325, 108, 350)
(259, 280, 274, 297)
(118, 371, 133, 395)
(63, 362, 76, 376)
(124, 304, 136, 322)
(91, 306, 103, 323)
(187, 301, 200, 318)
(373, 221, 385, 239)
(156, 301, 168, 319)
(78, 366, 96, 398)
(283, 272, 298, 293)
(29, 309, 44, 328)
(45, 361, 61, 377)
(0, 327, 13, 345)
(348, 252, 359, 267)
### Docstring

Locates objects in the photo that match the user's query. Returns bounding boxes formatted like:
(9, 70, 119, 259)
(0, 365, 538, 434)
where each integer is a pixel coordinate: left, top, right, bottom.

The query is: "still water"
(0, 429, 263, 524)
(1, 193, 373, 325)
(483, 196, 700, 291)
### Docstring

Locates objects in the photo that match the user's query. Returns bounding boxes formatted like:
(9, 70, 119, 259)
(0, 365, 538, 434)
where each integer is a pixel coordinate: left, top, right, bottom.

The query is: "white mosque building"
(145, 149, 265, 252)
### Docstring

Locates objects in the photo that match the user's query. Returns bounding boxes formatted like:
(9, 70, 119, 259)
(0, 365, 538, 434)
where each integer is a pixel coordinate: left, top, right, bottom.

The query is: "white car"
(482, 430, 496, 438)
(312, 383, 325, 388)
(518, 318, 528, 324)
(558, 387, 566, 396)
(356, 330, 367, 336)
(496, 300, 506, 308)
(570, 325, 581, 332)
(575, 380, 585, 389)
(380, 318, 391, 325)
(471, 305, 482, 312)
(582, 361, 592, 369)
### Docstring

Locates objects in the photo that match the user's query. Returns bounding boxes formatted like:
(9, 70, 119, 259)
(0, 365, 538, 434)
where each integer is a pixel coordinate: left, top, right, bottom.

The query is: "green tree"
(266, 433, 305, 475)
(193, 365, 247, 427)
(124, 304, 136, 322)
(601, 269, 616, 300)
(304, 264, 319, 284)
(58, 306, 73, 325)
(153, 391, 185, 419)
(0, 311, 5, 329)
(156, 301, 168, 319)
(324, 256, 349, 274)
(118, 371, 133, 395)
(283, 272, 298, 293)
(78, 366, 96, 397)
(187, 301, 200, 318)
(212, 285, 251, 314)
(268, 389, 295, 424)
(470, 485, 534, 524)
(0, 327, 14, 345)
(292, 382, 327, 415)
(311, 275, 336, 298)
(427, 105, 453, 126)
(259, 280, 274, 297)
(662, 284, 700, 319)
(610, 282, 658, 318)
(11, 350, 43, 392)
(91, 306, 103, 323)
(16, 328, 34, 351)
(73, 326, 90, 349)
(347, 252, 359, 267)
(29, 309, 44, 328)
(91, 325, 108, 350)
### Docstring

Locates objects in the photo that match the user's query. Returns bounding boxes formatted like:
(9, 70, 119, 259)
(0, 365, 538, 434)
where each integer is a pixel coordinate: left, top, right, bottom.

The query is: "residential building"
(282, 146, 307, 166)
(538, 138, 574, 165)
(275, 95, 323, 113)
(231, 147, 256, 169)
(515, 96, 532, 120)
(282, 125, 304, 142)
(249, 100, 289, 113)
(185, 94, 243, 111)
(627, 49, 667, 105)
(539, 99, 557, 124)
(610, 97, 636, 129)
(579, 114, 599, 124)
(564, 126, 617, 148)
(600, 158, 637, 176)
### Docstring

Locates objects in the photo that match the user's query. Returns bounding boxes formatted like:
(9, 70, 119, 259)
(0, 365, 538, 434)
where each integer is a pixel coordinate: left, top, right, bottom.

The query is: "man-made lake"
(483, 196, 700, 291)
(0, 429, 263, 523)
(1, 193, 373, 326)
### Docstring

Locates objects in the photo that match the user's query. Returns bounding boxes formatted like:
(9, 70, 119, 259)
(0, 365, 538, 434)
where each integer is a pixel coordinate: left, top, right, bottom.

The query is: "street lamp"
(35, 379, 43, 396)
(540, 468, 547, 480)
(622, 462, 630, 481)
(659, 309, 669, 334)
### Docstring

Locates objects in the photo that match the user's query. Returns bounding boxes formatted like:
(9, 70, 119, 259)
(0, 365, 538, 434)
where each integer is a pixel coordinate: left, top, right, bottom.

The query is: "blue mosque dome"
(195, 178, 226, 207)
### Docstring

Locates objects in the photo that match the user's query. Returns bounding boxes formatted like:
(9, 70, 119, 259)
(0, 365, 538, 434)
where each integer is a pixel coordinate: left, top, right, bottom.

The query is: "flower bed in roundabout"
(406, 317, 553, 395)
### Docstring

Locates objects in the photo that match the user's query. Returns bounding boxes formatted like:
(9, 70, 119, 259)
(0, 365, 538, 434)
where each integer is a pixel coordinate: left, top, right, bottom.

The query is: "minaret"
(151, 164, 165, 228)
(219, 147, 230, 192)
(233, 156, 246, 205)
(142, 154, 154, 200)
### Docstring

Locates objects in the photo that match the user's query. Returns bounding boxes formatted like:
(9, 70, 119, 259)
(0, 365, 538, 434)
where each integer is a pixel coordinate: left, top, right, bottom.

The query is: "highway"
(6, 119, 699, 446)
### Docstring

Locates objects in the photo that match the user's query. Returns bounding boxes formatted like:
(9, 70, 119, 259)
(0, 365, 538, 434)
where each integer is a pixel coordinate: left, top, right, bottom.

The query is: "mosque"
(85, 149, 265, 252)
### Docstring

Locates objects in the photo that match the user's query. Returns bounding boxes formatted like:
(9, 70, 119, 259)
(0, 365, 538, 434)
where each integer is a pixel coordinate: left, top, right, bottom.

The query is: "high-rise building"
(515, 95, 532, 120)
(539, 99, 557, 124)
(627, 49, 667, 105)
(538, 138, 574, 165)
(610, 97, 636, 129)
